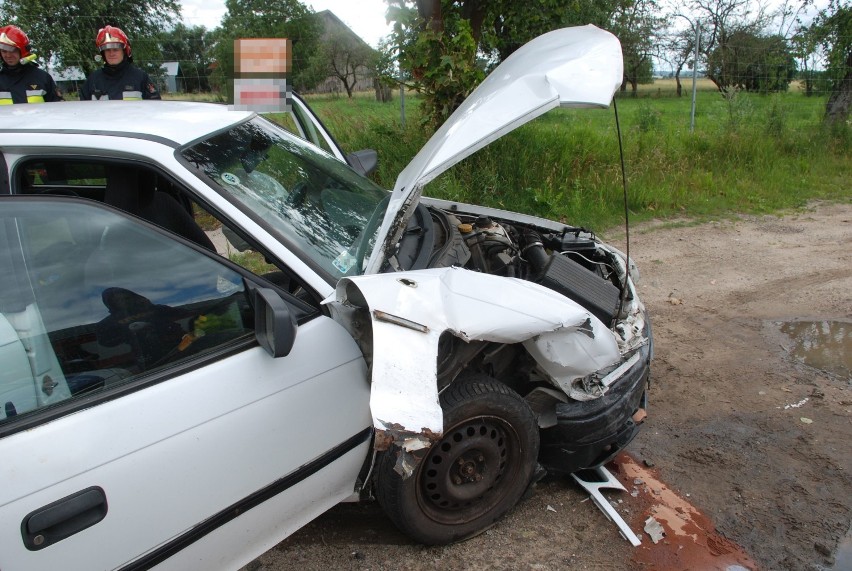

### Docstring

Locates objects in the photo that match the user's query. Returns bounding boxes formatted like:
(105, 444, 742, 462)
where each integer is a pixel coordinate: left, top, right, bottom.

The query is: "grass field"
(170, 85, 850, 232)
(297, 87, 850, 232)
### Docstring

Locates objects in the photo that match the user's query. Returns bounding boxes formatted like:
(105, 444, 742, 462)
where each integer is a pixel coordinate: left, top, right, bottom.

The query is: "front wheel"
(375, 374, 539, 544)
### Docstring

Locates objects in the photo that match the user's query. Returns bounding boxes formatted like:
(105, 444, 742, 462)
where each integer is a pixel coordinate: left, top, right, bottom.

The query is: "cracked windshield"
(182, 117, 388, 279)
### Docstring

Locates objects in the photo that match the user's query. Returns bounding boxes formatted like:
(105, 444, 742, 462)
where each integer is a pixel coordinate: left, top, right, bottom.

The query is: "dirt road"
(245, 201, 852, 571)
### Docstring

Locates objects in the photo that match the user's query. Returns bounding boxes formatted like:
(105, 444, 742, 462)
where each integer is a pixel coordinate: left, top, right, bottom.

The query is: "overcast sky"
(178, 0, 830, 50)
(179, 0, 393, 48)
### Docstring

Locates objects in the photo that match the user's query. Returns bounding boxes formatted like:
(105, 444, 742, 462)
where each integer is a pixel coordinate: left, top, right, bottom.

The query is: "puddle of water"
(829, 524, 852, 570)
(775, 320, 851, 381)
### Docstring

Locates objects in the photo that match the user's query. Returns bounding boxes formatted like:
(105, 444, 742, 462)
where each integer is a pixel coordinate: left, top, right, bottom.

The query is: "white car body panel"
(1, 100, 250, 145)
(332, 267, 620, 450)
(0, 314, 371, 570)
(365, 25, 624, 273)
(153, 444, 369, 571)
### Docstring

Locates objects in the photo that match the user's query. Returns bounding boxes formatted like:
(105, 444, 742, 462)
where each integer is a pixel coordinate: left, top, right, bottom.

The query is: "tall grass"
(303, 88, 850, 232)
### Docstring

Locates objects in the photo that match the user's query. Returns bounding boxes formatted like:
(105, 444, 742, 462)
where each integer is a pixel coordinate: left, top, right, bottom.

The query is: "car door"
(288, 93, 378, 177)
(0, 196, 372, 571)
(288, 93, 347, 162)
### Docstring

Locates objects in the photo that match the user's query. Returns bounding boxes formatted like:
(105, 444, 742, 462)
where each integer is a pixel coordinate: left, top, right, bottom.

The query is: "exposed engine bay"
(393, 201, 643, 334)
(348, 199, 650, 403)
(425, 207, 623, 326)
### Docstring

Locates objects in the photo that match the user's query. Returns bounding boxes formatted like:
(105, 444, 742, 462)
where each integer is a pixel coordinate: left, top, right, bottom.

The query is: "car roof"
(0, 101, 255, 146)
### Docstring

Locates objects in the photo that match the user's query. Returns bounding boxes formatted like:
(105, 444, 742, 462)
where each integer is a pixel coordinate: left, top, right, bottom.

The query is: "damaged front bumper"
(329, 266, 652, 479)
(537, 333, 651, 474)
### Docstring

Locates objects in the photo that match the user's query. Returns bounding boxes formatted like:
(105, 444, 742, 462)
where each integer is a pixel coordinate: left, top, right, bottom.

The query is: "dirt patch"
(245, 202, 852, 571)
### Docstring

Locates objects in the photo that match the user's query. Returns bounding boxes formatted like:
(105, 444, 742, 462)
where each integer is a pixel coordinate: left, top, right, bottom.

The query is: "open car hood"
(364, 24, 623, 273)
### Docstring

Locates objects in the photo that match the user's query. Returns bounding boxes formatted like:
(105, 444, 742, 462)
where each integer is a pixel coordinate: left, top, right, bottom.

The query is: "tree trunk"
(825, 50, 852, 125)
(675, 63, 684, 97)
(799, 59, 813, 97)
(417, 0, 442, 32)
(460, 0, 488, 44)
(374, 79, 392, 102)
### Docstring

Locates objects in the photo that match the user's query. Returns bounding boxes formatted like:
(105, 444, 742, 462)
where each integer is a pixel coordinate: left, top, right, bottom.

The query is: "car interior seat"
(104, 164, 215, 251)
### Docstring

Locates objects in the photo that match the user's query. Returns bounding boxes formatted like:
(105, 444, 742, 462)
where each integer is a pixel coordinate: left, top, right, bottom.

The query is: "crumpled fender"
(329, 266, 620, 457)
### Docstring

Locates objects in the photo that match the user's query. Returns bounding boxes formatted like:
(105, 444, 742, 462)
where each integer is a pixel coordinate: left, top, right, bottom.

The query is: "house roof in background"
(315, 10, 375, 51)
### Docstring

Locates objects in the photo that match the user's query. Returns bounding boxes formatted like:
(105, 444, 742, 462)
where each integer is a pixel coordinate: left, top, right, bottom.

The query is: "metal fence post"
(690, 22, 700, 132)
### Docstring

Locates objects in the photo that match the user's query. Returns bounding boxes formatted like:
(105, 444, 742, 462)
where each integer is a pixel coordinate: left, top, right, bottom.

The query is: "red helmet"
(0, 25, 31, 58)
(96, 25, 131, 58)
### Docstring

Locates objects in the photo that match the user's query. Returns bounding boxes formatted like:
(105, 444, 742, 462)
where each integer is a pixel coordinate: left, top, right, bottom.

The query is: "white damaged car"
(0, 25, 650, 569)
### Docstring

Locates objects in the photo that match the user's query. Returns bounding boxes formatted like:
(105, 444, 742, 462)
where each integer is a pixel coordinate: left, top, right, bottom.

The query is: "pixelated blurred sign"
(232, 38, 292, 112)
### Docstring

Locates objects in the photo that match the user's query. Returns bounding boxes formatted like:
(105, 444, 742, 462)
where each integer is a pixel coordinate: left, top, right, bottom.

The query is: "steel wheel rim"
(416, 414, 523, 525)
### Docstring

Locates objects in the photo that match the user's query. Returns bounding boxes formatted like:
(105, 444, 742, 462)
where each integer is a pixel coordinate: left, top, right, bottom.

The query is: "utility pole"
(690, 21, 700, 132)
(398, 41, 406, 128)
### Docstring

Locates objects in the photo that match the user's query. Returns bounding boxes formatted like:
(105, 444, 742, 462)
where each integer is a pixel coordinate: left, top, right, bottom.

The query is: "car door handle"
(21, 486, 108, 550)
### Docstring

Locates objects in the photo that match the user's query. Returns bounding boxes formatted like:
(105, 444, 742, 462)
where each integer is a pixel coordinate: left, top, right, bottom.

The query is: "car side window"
(14, 157, 324, 309)
(19, 160, 107, 201)
(0, 197, 256, 427)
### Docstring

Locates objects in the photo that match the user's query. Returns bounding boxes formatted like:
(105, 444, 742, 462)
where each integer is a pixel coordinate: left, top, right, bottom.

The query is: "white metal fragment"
(644, 516, 665, 544)
(401, 437, 431, 452)
(572, 466, 641, 546)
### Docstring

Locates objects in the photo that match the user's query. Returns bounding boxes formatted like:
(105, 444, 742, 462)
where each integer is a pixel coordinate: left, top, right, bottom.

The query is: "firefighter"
(0, 25, 61, 104)
(80, 26, 160, 101)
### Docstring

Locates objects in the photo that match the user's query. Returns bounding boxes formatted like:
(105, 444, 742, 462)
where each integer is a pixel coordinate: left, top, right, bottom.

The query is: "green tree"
(480, 1, 619, 62)
(801, 0, 852, 125)
(1, 0, 179, 74)
(686, 0, 772, 92)
(157, 23, 213, 93)
(611, 0, 665, 95)
(210, 0, 324, 97)
(386, 1, 484, 126)
(664, 26, 699, 97)
(707, 30, 797, 93)
(373, 36, 401, 102)
(385, 0, 622, 127)
(318, 26, 377, 98)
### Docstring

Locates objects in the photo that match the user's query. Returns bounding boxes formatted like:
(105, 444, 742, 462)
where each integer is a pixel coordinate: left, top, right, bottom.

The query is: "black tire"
(375, 374, 539, 545)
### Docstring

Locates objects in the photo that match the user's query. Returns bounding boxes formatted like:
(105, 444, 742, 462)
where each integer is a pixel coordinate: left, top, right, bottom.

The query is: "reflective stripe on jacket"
(26, 89, 46, 103)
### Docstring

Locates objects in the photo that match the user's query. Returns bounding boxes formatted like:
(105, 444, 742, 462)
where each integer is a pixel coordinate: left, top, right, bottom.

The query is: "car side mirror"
(345, 149, 378, 177)
(252, 287, 297, 358)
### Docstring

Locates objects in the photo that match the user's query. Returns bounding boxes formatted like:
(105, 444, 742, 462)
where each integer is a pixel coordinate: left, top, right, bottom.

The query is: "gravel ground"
(243, 201, 852, 571)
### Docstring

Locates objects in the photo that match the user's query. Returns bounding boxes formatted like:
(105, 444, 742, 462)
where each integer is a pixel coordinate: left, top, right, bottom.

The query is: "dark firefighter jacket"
(80, 59, 160, 101)
(0, 62, 60, 104)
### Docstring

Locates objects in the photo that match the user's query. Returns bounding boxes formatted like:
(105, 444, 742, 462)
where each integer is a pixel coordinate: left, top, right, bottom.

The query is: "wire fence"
(33, 29, 852, 115)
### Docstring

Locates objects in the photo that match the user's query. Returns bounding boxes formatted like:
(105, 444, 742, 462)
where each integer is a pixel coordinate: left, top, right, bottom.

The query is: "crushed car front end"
(333, 196, 652, 477)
